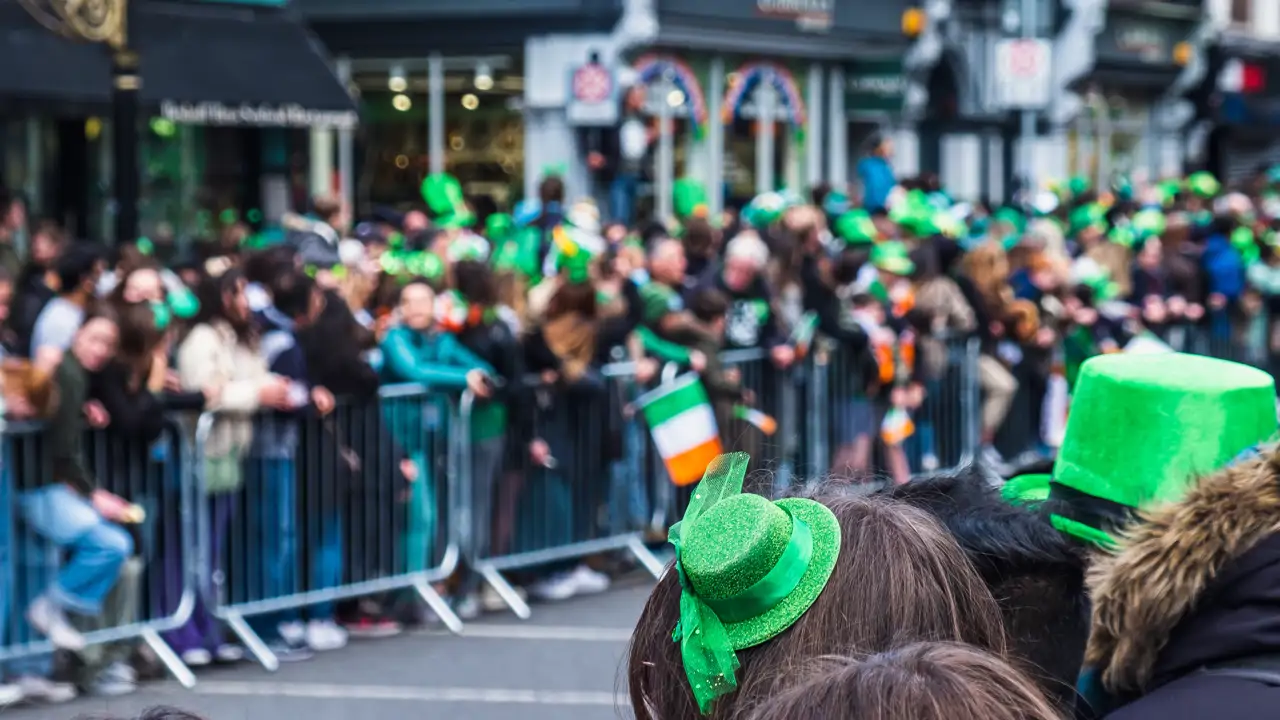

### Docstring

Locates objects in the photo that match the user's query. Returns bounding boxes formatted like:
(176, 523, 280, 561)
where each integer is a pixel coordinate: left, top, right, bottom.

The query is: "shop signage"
(845, 59, 904, 113)
(1096, 14, 1189, 66)
(994, 38, 1052, 110)
(160, 101, 358, 129)
(566, 62, 619, 127)
(655, 0, 906, 39)
(756, 0, 834, 32)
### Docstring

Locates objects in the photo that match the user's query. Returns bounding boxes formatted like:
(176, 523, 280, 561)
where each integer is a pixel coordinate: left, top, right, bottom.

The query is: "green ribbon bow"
(667, 453, 751, 714)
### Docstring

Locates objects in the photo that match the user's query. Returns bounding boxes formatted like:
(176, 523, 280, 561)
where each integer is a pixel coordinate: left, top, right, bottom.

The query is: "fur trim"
(1084, 448, 1280, 694)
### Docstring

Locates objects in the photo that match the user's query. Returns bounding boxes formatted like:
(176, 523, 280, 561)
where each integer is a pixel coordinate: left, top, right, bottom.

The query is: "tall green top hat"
(669, 453, 841, 714)
(1008, 353, 1276, 548)
(674, 179, 710, 220)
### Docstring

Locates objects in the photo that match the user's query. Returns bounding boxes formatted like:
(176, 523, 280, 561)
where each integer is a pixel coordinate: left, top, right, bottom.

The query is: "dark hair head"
(113, 300, 167, 379)
(242, 245, 296, 286)
(682, 218, 715, 258)
(192, 268, 256, 346)
(270, 270, 316, 320)
(545, 280, 597, 321)
(453, 259, 498, 308)
(746, 644, 1063, 720)
(627, 489, 1007, 720)
(539, 175, 565, 206)
(833, 248, 868, 286)
(76, 707, 208, 720)
(690, 287, 730, 324)
(886, 466, 1090, 707)
(56, 242, 103, 296)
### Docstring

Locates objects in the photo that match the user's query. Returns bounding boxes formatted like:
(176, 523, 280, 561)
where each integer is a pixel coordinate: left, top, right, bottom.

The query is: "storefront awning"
(0, 0, 113, 109)
(136, 1, 357, 128)
(0, 0, 356, 126)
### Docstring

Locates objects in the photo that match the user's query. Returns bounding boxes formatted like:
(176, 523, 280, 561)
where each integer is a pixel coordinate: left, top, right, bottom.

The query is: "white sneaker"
(453, 595, 481, 620)
(88, 661, 137, 697)
(480, 584, 526, 613)
(0, 683, 24, 707)
(26, 596, 86, 652)
(529, 572, 578, 602)
(181, 648, 212, 667)
(570, 565, 611, 595)
(305, 620, 348, 652)
(215, 644, 245, 663)
(14, 676, 77, 704)
(278, 620, 306, 646)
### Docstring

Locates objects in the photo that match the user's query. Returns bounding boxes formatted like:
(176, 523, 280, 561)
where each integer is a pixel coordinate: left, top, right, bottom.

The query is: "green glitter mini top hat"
(668, 452, 841, 714)
(1006, 353, 1277, 548)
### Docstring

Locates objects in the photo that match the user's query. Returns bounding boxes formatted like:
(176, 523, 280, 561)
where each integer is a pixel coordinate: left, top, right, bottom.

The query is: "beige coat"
(177, 321, 270, 459)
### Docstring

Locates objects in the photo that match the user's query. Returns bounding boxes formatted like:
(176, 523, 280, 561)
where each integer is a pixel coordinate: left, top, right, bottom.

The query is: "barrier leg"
(477, 564, 532, 620)
(140, 626, 196, 689)
(224, 609, 279, 672)
(413, 578, 464, 634)
(627, 535, 667, 579)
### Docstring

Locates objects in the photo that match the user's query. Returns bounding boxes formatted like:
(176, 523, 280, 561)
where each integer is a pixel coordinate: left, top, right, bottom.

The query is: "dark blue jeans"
(609, 173, 640, 226)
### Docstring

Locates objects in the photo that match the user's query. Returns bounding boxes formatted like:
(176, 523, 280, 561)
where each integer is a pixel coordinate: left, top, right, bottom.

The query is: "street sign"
(994, 38, 1052, 110)
(566, 62, 618, 126)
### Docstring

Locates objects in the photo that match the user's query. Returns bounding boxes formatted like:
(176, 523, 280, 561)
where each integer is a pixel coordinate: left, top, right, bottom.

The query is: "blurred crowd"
(0, 150, 1277, 706)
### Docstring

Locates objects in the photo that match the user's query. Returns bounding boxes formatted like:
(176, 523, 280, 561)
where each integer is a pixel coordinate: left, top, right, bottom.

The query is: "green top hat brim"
(724, 497, 841, 649)
(1001, 474, 1051, 504)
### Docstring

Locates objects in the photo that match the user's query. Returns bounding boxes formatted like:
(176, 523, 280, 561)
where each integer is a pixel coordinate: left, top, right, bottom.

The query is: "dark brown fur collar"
(1085, 448, 1280, 695)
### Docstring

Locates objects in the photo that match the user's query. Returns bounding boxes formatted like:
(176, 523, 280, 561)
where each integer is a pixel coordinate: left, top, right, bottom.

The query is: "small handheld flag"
(734, 405, 777, 436)
(637, 375, 723, 486)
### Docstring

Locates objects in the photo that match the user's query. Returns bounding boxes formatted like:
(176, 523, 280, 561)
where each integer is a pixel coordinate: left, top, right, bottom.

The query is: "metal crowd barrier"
(196, 384, 464, 671)
(466, 362, 667, 620)
(0, 418, 198, 688)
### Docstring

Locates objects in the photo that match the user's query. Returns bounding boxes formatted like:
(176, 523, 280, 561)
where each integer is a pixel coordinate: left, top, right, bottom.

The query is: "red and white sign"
(995, 39, 1052, 110)
(567, 62, 618, 127)
(572, 64, 612, 103)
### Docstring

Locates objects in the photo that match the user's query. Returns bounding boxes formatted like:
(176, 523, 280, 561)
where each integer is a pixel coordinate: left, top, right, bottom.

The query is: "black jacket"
(1084, 453, 1280, 720)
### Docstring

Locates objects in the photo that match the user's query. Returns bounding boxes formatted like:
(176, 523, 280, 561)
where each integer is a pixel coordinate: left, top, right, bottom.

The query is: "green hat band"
(669, 453, 841, 714)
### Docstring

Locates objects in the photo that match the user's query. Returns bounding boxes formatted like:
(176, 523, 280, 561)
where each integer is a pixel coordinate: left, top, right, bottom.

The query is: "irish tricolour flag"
(637, 374, 723, 486)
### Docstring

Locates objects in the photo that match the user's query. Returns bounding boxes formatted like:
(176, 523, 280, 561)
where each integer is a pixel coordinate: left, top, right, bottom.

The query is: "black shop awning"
(0, 0, 113, 110)
(135, 0, 357, 128)
(0, 0, 356, 126)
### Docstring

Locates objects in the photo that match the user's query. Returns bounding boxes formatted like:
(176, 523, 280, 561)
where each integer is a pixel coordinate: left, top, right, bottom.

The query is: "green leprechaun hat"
(421, 173, 476, 229)
(669, 452, 841, 714)
(1006, 352, 1277, 548)
(674, 179, 710, 220)
(834, 209, 879, 246)
(871, 241, 915, 276)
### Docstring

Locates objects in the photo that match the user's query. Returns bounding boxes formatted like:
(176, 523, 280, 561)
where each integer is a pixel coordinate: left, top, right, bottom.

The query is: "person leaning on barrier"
(170, 268, 290, 668)
(21, 305, 134, 656)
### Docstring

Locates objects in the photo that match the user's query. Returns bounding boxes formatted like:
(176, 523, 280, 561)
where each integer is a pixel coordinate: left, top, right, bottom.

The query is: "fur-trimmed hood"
(1085, 448, 1280, 697)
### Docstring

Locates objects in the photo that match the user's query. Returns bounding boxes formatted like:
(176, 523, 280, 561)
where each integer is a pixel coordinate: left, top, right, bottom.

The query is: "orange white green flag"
(637, 374, 723, 486)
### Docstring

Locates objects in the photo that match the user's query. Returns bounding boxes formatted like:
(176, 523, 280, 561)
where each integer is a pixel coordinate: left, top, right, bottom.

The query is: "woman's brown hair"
(746, 643, 1064, 720)
(627, 492, 1007, 720)
(961, 240, 1014, 314)
(114, 300, 167, 390)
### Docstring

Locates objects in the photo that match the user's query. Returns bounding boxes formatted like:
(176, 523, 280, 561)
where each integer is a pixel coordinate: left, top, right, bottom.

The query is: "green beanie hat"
(834, 209, 878, 246)
(1008, 353, 1276, 548)
(421, 173, 476, 229)
(1187, 172, 1221, 199)
(674, 179, 710, 220)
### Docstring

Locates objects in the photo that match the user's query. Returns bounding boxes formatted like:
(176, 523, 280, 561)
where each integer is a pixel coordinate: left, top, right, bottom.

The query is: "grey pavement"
(4, 581, 653, 720)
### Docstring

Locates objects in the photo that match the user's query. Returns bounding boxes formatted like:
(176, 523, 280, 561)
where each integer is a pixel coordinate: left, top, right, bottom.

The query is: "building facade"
(298, 0, 922, 219)
(0, 0, 355, 248)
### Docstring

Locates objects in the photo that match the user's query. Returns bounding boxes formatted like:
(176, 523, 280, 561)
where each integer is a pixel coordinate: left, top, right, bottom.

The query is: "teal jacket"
(380, 325, 494, 389)
(380, 326, 494, 454)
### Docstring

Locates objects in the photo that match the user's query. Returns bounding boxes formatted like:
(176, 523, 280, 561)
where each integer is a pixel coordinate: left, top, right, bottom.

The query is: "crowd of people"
(0, 156, 1276, 712)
